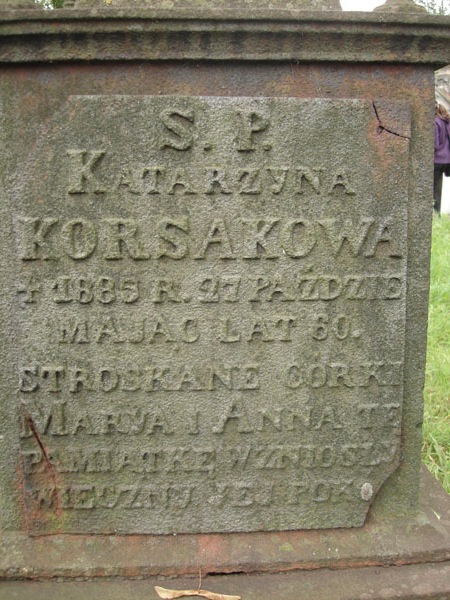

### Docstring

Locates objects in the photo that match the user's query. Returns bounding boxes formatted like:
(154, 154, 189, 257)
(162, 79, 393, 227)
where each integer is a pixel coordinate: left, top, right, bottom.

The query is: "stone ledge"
(0, 468, 448, 581)
(0, 562, 449, 600)
(0, 9, 449, 64)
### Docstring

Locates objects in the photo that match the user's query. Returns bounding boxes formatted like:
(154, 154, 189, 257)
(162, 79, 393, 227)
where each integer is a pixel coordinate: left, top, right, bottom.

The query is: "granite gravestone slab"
(6, 95, 408, 534)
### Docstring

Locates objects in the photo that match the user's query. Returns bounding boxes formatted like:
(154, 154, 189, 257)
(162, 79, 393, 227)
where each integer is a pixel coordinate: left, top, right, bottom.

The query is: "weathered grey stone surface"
(72, 0, 342, 9)
(373, 0, 427, 13)
(2, 0, 37, 7)
(0, 11, 448, 66)
(1, 95, 410, 534)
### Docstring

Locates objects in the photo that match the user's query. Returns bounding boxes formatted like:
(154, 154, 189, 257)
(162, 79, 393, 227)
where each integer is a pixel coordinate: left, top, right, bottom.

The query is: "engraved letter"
(242, 219, 280, 259)
(19, 367, 39, 392)
(156, 217, 189, 259)
(58, 319, 89, 344)
(296, 167, 322, 194)
(66, 149, 106, 194)
(364, 220, 403, 258)
(61, 219, 97, 259)
(160, 109, 195, 151)
(204, 169, 233, 195)
(213, 399, 254, 433)
(16, 217, 58, 260)
(115, 167, 145, 195)
(267, 168, 288, 194)
(327, 170, 356, 195)
(103, 219, 150, 260)
(19, 401, 67, 438)
(235, 111, 270, 152)
(319, 219, 374, 256)
(194, 219, 234, 259)
(281, 220, 317, 258)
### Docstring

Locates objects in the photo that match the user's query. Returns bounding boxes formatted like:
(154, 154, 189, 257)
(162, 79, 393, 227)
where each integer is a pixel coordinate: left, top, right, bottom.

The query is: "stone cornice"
(0, 8, 449, 65)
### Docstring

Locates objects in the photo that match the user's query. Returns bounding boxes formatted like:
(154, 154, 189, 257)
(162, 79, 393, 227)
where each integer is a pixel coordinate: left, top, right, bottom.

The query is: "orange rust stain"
(18, 411, 66, 534)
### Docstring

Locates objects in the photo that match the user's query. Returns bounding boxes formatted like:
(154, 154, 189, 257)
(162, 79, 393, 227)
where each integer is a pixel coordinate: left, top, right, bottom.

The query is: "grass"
(422, 214, 450, 494)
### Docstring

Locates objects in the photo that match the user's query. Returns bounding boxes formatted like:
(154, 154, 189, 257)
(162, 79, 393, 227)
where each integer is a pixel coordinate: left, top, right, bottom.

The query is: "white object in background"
(442, 175, 450, 214)
(340, 0, 383, 8)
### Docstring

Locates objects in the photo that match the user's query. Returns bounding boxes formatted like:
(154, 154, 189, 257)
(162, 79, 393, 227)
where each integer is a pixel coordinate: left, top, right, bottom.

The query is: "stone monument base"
(0, 468, 449, 599)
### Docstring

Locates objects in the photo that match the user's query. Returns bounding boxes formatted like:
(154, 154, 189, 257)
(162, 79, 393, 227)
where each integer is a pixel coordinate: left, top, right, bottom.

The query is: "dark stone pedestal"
(1, 563, 450, 600)
(0, 469, 449, 599)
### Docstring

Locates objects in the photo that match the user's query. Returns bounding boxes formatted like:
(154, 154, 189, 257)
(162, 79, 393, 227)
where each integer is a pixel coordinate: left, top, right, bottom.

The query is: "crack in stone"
(24, 412, 53, 468)
(21, 407, 64, 522)
(373, 102, 411, 140)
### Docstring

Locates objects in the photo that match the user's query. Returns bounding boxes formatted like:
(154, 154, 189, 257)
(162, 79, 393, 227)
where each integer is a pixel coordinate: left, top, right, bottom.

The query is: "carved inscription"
(15, 217, 401, 261)
(9, 96, 410, 533)
(19, 361, 402, 393)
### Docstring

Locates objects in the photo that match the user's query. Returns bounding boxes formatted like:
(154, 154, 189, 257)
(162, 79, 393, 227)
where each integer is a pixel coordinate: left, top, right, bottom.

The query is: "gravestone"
(0, 1, 449, 598)
(12, 95, 409, 535)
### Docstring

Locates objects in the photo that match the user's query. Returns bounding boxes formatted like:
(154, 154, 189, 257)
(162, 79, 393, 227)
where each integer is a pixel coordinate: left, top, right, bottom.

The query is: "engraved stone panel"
(2, 96, 410, 534)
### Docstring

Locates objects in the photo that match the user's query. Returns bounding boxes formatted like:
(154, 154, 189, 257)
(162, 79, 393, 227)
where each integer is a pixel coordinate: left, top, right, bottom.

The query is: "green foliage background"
(415, 0, 450, 14)
(423, 216, 450, 493)
(35, 0, 64, 7)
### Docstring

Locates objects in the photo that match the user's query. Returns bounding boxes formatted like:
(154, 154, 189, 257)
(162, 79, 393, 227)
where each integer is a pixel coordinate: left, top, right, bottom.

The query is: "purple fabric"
(434, 116, 450, 164)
